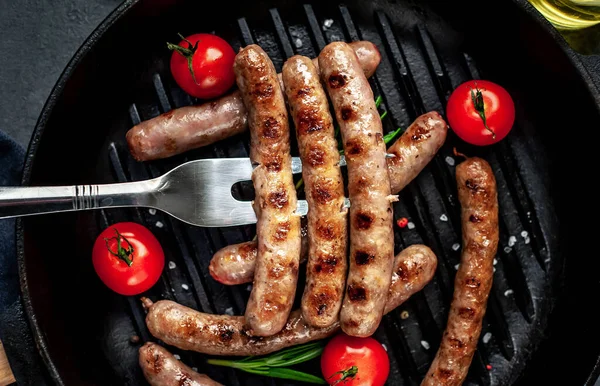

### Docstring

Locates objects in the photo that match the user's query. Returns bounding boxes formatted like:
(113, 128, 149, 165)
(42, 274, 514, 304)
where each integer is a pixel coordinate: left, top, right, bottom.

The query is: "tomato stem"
(104, 228, 134, 267)
(329, 365, 358, 385)
(470, 85, 496, 138)
(167, 33, 200, 85)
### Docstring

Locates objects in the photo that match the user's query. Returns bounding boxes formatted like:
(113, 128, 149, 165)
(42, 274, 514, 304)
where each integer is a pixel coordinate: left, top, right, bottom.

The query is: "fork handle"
(0, 180, 160, 220)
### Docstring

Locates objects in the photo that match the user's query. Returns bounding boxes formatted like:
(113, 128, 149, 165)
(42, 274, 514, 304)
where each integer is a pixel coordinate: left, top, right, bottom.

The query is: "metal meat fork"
(0, 157, 355, 227)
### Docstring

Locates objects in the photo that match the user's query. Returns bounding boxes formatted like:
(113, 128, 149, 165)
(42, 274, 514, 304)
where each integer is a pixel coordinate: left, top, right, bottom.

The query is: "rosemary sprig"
(207, 342, 326, 384)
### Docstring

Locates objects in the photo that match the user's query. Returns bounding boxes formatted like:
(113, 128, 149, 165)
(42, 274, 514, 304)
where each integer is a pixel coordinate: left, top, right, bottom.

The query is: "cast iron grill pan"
(20, 1, 564, 385)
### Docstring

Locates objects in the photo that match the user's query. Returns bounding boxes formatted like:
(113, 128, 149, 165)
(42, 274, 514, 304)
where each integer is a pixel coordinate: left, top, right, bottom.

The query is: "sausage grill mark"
(297, 109, 325, 135)
(306, 146, 326, 166)
(355, 251, 375, 265)
(355, 211, 374, 230)
(314, 255, 338, 274)
(267, 190, 288, 209)
(262, 117, 281, 139)
(328, 73, 347, 88)
(273, 222, 290, 241)
(341, 107, 354, 121)
(347, 285, 367, 301)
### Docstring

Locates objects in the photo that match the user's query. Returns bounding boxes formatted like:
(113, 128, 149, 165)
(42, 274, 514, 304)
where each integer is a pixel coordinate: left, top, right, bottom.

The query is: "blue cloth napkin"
(0, 131, 49, 385)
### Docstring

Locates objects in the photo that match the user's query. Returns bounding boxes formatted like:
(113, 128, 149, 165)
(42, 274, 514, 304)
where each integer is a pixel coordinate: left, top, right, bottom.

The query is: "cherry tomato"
(446, 80, 515, 146)
(92, 222, 164, 296)
(168, 33, 236, 99)
(321, 333, 389, 386)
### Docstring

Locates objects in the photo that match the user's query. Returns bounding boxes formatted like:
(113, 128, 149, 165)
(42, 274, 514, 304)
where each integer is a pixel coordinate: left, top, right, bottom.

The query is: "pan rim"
(14, 0, 600, 384)
(15, 1, 140, 384)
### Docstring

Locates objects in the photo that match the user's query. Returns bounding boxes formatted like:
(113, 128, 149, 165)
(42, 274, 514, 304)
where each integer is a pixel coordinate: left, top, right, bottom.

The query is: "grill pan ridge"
(17, 0, 585, 385)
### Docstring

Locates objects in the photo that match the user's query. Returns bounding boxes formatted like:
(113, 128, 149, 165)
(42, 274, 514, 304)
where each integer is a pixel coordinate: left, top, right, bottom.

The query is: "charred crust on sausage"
(218, 327, 235, 342)
(251, 82, 274, 100)
(458, 307, 476, 320)
(347, 284, 367, 301)
(341, 107, 355, 121)
(355, 250, 375, 265)
(469, 214, 483, 223)
(305, 146, 326, 167)
(267, 190, 288, 209)
(312, 182, 334, 204)
(316, 219, 337, 240)
(328, 73, 347, 89)
(313, 255, 338, 274)
(297, 108, 325, 135)
(262, 117, 281, 139)
(273, 221, 291, 242)
(264, 156, 282, 172)
(355, 211, 374, 230)
(410, 125, 432, 142)
(464, 276, 481, 288)
(345, 138, 364, 156)
(296, 86, 312, 98)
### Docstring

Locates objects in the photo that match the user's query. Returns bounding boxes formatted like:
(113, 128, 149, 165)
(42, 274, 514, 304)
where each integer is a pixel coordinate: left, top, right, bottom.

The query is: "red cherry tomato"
(168, 33, 236, 99)
(446, 80, 515, 146)
(321, 333, 390, 386)
(92, 222, 164, 296)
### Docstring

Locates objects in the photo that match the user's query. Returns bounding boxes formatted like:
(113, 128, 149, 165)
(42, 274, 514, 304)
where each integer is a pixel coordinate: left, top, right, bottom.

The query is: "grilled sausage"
(210, 223, 308, 286)
(234, 44, 301, 336)
(283, 55, 348, 328)
(126, 41, 381, 161)
(387, 111, 448, 193)
(421, 157, 498, 386)
(144, 245, 437, 357)
(319, 41, 395, 337)
(139, 342, 222, 386)
(208, 113, 447, 286)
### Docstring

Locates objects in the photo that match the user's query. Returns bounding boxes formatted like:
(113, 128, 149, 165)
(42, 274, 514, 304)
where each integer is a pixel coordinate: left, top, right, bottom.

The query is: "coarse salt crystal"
(521, 230, 528, 238)
(381, 343, 388, 352)
(294, 38, 303, 48)
(181, 284, 189, 290)
(440, 214, 448, 222)
(452, 243, 461, 251)
(508, 236, 517, 247)
(504, 246, 512, 254)
(493, 258, 497, 266)
(192, 367, 198, 372)
(445, 156, 455, 166)
(524, 236, 531, 244)
(155, 221, 164, 229)
(148, 208, 157, 215)
(504, 289, 514, 297)
(225, 307, 234, 316)
(174, 354, 181, 360)
(246, 284, 253, 292)
(493, 267, 496, 273)
(407, 222, 415, 229)
(421, 340, 430, 350)
(323, 19, 333, 28)
(483, 332, 492, 344)
(454, 264, 460, 270)
(168, 261, 176, 270)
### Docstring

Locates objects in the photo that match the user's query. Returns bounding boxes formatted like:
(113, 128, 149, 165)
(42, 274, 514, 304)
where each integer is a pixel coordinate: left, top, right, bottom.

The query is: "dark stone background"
(0, 0, 122, 148)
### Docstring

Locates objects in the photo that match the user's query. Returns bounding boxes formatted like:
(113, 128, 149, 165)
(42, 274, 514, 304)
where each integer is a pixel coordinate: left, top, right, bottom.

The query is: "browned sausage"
(144, 245, 437, 357)
(126, 41, 381, 161)
(319, 41, 395, 337)
(282, 55, 348, 328)
(234, 45, 301, 336)
(421, 157, 498, 386)
(387, 111, 448, 193)
(209, 223, 308, 286)
(139, 342, 222, 386)
(208, 113, 447, 287)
